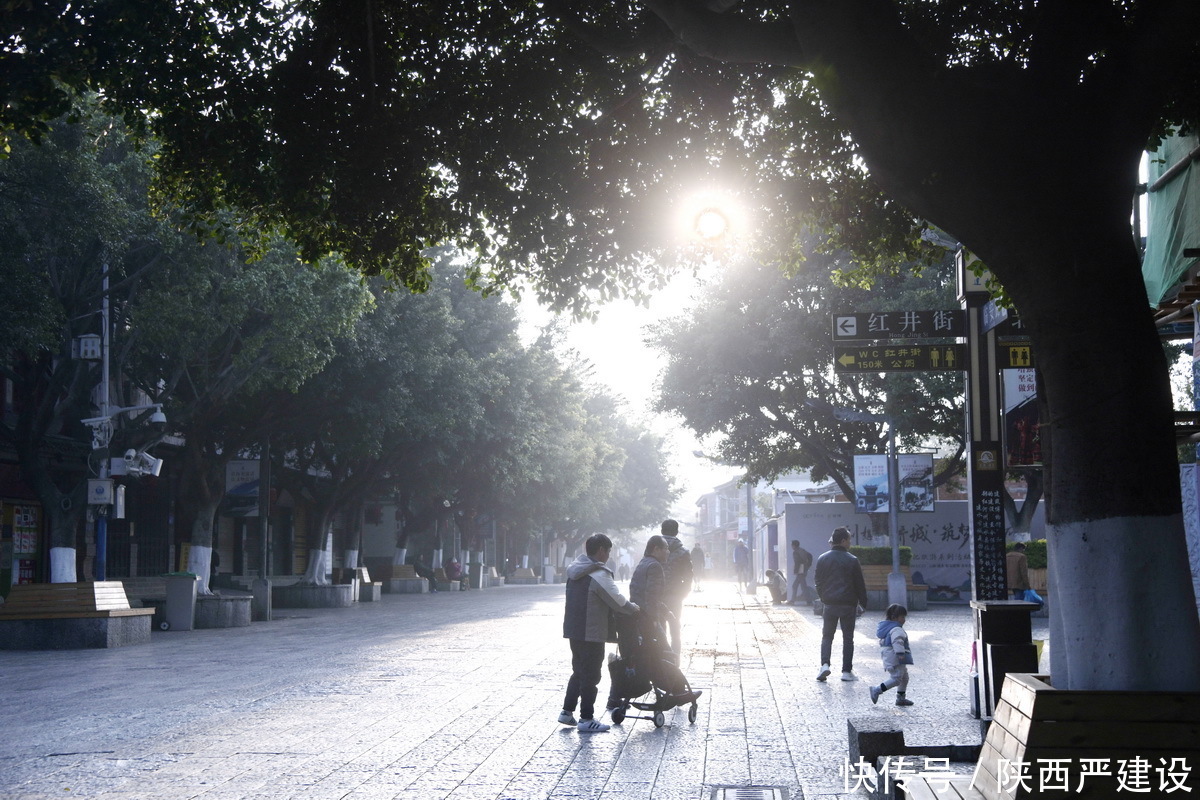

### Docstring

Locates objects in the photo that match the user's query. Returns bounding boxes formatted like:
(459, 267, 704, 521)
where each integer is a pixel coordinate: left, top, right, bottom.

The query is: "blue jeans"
(820, 604, 858, 672)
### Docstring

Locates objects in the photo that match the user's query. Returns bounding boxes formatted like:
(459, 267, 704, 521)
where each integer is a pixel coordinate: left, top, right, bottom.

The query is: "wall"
(782, 500, 1046, 603)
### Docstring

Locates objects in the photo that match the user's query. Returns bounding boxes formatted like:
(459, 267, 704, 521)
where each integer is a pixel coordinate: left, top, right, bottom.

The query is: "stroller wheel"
(688, 703, 698, 724)
(653, 711, 665, 728)
(612, 707, 625, 724)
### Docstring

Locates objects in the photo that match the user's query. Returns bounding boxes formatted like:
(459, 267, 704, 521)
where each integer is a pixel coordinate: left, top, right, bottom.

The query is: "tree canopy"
(6, 0, 1200, 690)
(651, 247, 964, 496)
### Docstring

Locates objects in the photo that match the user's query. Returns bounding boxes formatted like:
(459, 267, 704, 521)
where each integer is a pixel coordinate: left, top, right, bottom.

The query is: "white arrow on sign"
(836, 316, 857, 337)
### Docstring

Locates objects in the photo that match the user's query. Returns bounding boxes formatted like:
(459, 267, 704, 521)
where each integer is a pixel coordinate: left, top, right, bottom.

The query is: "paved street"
(0, 579, 1048, 800)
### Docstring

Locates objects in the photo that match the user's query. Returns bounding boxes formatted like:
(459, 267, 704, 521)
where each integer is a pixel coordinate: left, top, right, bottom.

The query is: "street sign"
(834, 343, 967, 373)
(832, 310, 964, 341)
(996, 342, 1035, 368)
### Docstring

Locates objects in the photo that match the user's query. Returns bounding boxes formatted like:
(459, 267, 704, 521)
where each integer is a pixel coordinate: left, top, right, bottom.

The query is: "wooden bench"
(901, 673, 1200, 798)
(0, 582, 154, 649)
(860, 565, 928, 610)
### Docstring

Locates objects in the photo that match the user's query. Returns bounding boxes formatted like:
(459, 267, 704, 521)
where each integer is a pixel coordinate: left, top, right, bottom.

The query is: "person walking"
(1006, 542, 1030, 600)
(660, 519, 693, 656)
(814, 527, 869, 682)
(690, 544, 705, 591)
(733, 538, 750, 592)
(615, 534, 701, 708)
(560, 533, 640, 732)
(790, 539, 813, 604)
(870, 603, 915, 706)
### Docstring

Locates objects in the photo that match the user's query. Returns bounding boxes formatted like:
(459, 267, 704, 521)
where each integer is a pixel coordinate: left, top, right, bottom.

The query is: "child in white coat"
(870, 603, 914, 706)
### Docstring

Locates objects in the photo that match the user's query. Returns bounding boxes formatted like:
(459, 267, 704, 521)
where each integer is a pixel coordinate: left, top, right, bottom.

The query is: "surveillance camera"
(149, 409, 167, 425)
(123, 449, 163, 478)
(139, 452, 164, 477)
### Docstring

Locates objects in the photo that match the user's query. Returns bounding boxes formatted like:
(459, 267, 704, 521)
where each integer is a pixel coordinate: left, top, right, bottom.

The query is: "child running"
(870, 603, 914, 706)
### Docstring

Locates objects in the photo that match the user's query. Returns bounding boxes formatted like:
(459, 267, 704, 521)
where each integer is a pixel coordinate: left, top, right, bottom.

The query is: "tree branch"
(644, 0, 804, 66)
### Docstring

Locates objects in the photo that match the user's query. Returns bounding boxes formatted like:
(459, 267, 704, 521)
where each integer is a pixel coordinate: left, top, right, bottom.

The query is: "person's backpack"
(666, 544, 693, 598)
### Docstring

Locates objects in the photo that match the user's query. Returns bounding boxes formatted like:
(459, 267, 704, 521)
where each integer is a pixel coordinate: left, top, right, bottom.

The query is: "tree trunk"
(1006, 227, 1200, 691)
(1002, 471, 1044, 542)
(301, 527, 331, 585)
(175, 439, 225, 595)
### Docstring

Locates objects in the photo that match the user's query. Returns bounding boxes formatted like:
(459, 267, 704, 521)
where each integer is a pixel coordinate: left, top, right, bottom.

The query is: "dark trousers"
(564, 639, 605, 720)
(820, 604, 858, 672)
(791, 572, 812, 603)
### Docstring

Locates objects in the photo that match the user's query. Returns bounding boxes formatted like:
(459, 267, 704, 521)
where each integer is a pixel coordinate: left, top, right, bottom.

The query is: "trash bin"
(161, 572, 199, 631)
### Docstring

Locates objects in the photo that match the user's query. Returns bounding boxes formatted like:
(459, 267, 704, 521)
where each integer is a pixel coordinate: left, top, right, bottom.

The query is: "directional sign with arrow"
(834, 343, 967, 373)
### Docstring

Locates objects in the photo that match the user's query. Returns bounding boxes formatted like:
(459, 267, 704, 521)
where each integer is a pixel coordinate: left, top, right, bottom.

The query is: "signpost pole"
(886, 421, 905, 607)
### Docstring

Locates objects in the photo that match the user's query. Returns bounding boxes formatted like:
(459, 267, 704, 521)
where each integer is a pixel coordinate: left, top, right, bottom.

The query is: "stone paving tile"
(0, 580, 1026, 800)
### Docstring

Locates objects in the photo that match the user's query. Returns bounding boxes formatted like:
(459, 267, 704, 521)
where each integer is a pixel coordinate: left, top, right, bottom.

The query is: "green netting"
(1143, 132, 1200, 306)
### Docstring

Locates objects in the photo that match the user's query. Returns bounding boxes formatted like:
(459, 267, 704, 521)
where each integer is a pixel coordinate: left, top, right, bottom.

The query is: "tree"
(0, 107, 162, 581)
(8, 1, 1199, 690)
(125, 233, 370, 592)
(651, 248, 965, 497)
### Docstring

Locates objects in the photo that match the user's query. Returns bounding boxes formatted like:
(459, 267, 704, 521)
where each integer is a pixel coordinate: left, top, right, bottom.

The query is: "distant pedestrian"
(870, 604, 914, 706)
(690, 545, 705, 591)
(814, 527, 868, 682)
(733, 538, 750, 591)
(559, 533, 639, 733)
(411, 555, 438, 593)
(1006, 542, 1030, 600)
(764, 569, 788, 603)
(790, 540, 813, 604)
(660, 519, 693, 656)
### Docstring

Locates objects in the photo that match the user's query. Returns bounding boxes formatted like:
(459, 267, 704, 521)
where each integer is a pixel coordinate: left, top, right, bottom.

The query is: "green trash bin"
(161, 572, 199, 631)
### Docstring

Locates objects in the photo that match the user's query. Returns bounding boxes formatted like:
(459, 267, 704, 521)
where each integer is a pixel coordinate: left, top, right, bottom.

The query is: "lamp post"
(810, 401, 906, 607)
(79, 260, 166, 580)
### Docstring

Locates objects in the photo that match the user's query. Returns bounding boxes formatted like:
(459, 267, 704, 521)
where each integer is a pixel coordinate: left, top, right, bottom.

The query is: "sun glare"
(676, 189, 746, 248)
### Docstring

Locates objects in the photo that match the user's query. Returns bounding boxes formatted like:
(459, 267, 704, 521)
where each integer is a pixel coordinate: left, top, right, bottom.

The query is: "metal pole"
(886, 419, 906, 607)
(745, 480, 755, 589)
(95, 260, 110, 582)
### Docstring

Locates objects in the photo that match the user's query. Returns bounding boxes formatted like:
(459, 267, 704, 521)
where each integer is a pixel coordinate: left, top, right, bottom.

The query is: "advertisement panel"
(1003, 368, 1041, 467)
(897, 453, 935, 512)
(853, 454, 890, 513)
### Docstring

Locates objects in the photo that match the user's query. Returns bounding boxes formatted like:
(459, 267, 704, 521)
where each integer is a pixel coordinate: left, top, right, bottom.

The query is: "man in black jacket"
(814, 527, 869, 682)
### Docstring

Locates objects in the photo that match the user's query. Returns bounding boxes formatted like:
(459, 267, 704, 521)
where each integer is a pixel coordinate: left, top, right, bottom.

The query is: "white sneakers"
(841, 672, 857, 681)
(816, 664, 831, 682)
(870, 685, 882, 704)
(577, 718, 610, 732)
(557, 711, 577, 726)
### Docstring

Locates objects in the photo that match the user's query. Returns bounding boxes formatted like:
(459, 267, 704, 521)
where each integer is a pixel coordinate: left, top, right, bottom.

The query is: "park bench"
(859, 565, 928, 610)
(896, 672, 1200, 799)
(0, 581, 154, 649)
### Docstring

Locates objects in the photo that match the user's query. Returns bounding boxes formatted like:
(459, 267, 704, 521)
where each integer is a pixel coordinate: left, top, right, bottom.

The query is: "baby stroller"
(606, 615, 702, 728)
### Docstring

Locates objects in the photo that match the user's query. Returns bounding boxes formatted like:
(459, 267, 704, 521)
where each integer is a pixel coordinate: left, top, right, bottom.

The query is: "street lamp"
(808, 400, 906, 607)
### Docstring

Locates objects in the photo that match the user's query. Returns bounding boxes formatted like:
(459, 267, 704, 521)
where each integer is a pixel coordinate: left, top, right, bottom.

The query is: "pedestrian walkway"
(0, 579, 1047, 800)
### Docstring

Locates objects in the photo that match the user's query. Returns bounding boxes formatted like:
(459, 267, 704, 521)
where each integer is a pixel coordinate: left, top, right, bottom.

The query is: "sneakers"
(816, 664, 831, 682)
(870, 685, 882, 705)
(895, 696, 914, 707)
(577, 718, 610, 732)
(841, 671, 857, 681)
(558, 711, 577, 726)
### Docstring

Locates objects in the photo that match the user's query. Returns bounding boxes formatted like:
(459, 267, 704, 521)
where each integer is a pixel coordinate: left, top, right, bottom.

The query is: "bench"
(899, 673, 1200, 798)
(860, 565, 928, 611)
(0, 582, 154, 649)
